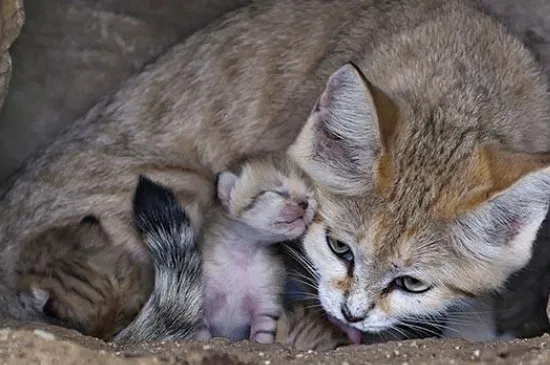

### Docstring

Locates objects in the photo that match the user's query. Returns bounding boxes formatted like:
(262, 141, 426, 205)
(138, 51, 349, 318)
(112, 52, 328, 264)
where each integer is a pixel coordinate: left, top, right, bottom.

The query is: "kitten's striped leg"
(250, 312, 279, 344)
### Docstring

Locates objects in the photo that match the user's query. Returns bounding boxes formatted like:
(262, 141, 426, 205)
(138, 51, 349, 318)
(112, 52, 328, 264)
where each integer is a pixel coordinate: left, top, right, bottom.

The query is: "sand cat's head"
(216, 156, 317, 241)
(289, 62, 550, 334)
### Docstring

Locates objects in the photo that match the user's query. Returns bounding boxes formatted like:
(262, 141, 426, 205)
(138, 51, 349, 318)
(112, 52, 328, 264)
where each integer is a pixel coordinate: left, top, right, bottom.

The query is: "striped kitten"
(276, 303, 349, 352)
(18, 176, 205, 343)
(17, 215, 151, 341)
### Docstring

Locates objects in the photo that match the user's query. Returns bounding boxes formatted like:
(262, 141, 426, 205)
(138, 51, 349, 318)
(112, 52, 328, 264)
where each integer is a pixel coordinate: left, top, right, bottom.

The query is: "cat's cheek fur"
(302, 223, 348, 318)
(386, 288, 455, 319)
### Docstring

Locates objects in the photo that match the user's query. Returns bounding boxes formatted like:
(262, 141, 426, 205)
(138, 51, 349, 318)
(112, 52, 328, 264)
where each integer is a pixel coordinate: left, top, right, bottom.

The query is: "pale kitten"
(201, 155, 316, 344)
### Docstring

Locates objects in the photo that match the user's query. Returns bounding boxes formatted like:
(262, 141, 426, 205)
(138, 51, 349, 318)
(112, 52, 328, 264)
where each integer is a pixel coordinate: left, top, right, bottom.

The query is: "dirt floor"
(0, 321, 545, 365)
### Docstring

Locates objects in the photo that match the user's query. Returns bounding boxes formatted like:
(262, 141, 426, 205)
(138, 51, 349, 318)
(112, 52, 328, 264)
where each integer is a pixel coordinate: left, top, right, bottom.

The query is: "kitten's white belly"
(204, 243, 282, 340)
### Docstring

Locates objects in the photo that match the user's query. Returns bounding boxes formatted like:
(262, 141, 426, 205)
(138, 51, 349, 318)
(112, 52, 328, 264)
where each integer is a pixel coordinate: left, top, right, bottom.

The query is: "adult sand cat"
(0, 0, 549, 339)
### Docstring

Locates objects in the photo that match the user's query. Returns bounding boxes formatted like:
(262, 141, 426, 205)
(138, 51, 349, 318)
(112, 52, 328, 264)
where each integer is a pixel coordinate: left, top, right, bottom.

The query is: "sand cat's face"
(217, 157, 317, 241)
(289, 64, 550, 334)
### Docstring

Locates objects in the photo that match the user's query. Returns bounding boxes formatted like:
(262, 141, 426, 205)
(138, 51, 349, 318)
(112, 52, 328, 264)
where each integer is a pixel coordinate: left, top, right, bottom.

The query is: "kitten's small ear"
(289, 63, 399, 195)
(80, 215, 100, 226)
(455, 147, 550, 277)
(216, 171, 239, 211)
(78, 214, 109, 243)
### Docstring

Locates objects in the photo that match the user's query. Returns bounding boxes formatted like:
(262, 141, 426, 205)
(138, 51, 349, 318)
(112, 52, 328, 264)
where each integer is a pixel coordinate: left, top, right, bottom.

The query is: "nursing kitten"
(17, 215, 150, 340)
(0, 0, 547, 342)
(17, 176, 205, 342)
(201, 155, 316, 344)
(276, 303, 350, 352)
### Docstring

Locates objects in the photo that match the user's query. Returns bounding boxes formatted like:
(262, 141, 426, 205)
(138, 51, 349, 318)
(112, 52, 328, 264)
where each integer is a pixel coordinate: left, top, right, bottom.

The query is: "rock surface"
(0, 0, 23, 113)
(0, 0, 251, 181)
(0, 322, 549, 365)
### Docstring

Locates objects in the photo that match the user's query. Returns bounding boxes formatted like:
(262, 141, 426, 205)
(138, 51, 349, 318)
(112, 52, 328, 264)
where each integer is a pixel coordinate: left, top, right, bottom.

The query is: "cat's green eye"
(394, 276, 431, 293)
(326, 235, 353, 262)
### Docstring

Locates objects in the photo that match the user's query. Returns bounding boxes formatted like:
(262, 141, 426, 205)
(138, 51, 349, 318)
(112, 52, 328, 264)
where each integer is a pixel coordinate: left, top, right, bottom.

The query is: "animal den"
(0, 1, 548, 365)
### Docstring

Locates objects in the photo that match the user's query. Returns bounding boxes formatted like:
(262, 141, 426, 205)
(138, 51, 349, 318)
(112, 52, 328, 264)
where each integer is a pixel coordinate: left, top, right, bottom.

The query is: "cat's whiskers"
(284, 245, 318, 279)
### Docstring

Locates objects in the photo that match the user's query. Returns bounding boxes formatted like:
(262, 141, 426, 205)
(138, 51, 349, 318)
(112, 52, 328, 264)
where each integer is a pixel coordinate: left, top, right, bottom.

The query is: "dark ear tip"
(80, 215, 100, 225)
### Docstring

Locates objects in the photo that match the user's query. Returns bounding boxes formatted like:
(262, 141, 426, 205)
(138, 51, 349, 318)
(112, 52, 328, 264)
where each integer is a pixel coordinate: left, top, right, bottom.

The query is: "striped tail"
(114, 176, 204, 342)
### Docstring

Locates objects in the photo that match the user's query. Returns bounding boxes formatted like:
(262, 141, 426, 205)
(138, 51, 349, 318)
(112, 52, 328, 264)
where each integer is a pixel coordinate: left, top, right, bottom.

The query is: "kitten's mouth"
(274, 212, 310, 226)
(276, 217, 303, 225)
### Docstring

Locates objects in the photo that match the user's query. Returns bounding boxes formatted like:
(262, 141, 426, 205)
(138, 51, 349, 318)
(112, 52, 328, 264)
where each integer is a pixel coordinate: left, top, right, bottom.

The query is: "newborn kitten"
(276, 303, 350, 352)
(17, 215, 150, 341)
(17, 176, 205, 343)
(201, 154, 316, 344)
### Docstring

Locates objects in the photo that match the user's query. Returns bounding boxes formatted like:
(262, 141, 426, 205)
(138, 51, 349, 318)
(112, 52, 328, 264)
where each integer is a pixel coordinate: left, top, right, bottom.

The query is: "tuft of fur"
(114, 176, 204, 343)
(201, 154, 316, 344)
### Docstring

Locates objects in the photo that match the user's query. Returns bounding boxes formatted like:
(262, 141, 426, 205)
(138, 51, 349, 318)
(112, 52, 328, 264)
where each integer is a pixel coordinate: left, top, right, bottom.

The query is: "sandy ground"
(0, 321, 547, 365)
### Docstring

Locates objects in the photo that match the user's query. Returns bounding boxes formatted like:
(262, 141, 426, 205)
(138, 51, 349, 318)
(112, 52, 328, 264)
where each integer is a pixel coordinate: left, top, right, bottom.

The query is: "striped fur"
(114, 176, 204, 342)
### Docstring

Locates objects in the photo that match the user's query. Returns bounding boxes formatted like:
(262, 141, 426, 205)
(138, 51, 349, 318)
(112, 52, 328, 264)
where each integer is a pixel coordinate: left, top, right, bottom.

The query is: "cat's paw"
(253, 332, 275, 344)
(19, 287, 50, 313)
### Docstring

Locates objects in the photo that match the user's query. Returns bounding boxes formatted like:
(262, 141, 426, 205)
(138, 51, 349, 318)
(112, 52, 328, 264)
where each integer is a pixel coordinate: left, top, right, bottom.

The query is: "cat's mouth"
(327, 315, 363, 345)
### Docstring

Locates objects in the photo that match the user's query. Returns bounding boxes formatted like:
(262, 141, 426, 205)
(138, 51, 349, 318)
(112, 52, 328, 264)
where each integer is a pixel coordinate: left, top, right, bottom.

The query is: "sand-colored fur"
(291, 58, 549, 335)
(0, 0, 547, 339)
(17, 216, 151, 340)
(276, 303, 350, 352)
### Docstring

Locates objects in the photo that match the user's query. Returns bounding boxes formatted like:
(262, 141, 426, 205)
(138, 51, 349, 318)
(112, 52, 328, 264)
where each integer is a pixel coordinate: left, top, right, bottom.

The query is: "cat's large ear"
(288, 63, 399, 195)
(454, 146, 550, 279)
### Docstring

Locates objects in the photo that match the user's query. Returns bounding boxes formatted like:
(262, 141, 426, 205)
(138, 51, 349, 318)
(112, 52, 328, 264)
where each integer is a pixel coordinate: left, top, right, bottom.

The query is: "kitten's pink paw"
(195, 327, 212, 341)
(250, 312, 278, 344)
(253, 332, 275, 344)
